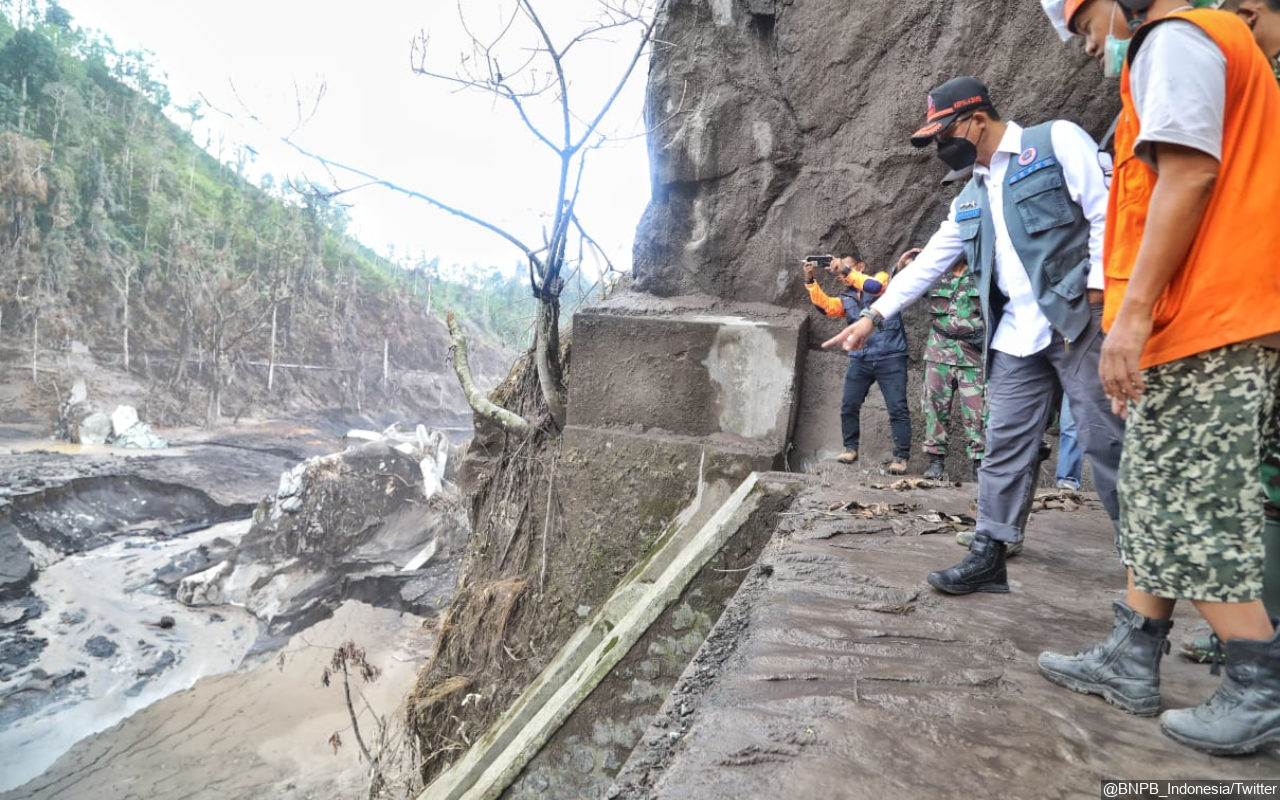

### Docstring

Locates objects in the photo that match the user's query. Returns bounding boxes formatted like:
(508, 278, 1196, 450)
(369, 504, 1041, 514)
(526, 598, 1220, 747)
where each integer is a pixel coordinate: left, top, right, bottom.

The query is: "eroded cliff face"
(635, 0, 1118, 305)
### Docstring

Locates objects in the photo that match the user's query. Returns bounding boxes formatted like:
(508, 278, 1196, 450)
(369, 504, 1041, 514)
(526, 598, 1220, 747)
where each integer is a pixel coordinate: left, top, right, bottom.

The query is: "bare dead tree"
(279, 0, 657, 434)
(322, 640, 387, 794)
(172, 239, 270, 428)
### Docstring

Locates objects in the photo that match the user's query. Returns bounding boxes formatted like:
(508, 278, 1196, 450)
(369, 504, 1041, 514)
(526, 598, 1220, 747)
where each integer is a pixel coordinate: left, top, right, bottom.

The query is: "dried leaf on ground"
(828, 499, 918, 516)
(1030, 489, 1083, 512)
(914, 510, 976, 534)
(868, 477, 953, 491)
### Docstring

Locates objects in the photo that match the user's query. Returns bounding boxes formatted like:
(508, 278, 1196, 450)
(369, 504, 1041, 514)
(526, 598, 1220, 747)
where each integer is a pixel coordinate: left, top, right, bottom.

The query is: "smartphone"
(804, 255, 833, 267)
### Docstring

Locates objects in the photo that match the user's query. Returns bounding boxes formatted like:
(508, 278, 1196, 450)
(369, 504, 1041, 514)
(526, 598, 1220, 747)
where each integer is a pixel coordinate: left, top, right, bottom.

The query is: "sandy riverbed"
(4, 600, 433, 800)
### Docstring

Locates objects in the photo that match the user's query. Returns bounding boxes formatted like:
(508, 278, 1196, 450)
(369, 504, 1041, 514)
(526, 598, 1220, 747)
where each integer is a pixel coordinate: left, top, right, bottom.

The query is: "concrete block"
(557, 426, 779, 558)
(567, 296, 807, 453)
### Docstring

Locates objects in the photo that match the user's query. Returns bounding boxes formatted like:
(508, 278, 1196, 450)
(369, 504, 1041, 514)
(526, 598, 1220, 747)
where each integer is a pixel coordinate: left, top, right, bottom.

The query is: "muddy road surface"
(612, 470, 1280, 798)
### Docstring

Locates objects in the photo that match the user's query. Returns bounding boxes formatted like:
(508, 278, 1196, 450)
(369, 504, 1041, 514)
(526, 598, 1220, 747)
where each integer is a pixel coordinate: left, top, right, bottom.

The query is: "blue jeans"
(842, 354, 911, 460)
(1056, 396, 1084, 485)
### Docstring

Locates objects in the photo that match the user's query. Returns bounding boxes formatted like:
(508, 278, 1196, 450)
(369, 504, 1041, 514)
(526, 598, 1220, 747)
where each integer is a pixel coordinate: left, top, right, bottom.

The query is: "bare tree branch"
(571, 213, 617, 277)
(569, 8, 656, 153)
(409, 34, 559, 153)
(279, 136, 543, 271)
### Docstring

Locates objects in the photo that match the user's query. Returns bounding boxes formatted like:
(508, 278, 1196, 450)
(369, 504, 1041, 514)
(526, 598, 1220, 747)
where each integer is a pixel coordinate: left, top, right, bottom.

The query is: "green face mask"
(1103, 1, 1221, 79)
(1104, 32, 1129, 78)
(1103, 2, 1129, 79)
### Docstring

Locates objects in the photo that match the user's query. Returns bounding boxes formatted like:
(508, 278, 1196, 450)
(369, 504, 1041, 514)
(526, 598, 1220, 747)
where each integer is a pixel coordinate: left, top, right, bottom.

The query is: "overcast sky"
(56, 1, 654, 277)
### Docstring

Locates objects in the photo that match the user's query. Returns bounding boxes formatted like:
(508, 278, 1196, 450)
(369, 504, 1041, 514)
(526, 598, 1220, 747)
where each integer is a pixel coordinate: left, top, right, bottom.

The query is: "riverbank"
(0, 419, 462, 798)
(5, 599, 431, 800)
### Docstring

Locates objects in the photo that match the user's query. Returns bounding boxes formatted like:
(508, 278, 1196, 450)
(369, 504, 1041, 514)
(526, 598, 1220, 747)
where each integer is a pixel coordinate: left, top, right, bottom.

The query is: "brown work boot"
(887, 458, 908, 475)
(837, 450, 858, 464)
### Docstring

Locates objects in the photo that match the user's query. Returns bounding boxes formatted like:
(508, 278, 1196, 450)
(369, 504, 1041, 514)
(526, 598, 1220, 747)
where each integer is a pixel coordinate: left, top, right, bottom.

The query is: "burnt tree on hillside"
(0, 131, 50, 378)
(284, 0, 657, 434)
(172, 228, 268, 427)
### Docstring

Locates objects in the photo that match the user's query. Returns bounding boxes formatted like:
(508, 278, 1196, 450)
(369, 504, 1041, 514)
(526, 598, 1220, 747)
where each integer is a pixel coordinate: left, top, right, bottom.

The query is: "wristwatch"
(858, 307, 884, 330)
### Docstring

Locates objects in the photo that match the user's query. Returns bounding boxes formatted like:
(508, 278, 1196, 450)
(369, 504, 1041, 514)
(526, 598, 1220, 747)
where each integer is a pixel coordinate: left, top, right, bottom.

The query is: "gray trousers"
(977, 305, 1124, 543)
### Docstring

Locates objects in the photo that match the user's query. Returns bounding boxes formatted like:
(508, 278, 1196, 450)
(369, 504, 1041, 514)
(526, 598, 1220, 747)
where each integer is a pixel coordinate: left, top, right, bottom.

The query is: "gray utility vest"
(952, 122, 1093, 351)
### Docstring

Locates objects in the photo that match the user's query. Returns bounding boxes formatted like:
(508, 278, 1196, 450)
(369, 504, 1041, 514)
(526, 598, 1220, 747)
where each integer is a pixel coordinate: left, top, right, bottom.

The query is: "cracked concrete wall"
(632, 0, 1119, 472)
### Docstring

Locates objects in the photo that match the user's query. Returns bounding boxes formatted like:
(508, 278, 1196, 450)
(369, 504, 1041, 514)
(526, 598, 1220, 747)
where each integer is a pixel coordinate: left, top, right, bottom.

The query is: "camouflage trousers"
(921, 360, 985, 461)
(1119, 343, 1280, 602)
(1265, 443, 1280, 518)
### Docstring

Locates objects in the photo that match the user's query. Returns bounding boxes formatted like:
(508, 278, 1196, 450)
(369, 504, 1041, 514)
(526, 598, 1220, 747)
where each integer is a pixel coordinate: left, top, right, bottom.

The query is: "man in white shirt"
(824, 77, 1124, 595)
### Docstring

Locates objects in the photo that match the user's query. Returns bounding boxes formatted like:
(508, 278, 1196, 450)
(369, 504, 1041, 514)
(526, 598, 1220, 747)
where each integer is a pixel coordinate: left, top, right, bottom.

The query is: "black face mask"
(936, 118, 979, 172)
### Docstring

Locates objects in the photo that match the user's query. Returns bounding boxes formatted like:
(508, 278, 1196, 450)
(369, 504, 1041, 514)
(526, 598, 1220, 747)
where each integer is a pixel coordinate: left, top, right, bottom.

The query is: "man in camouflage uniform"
(919, 255, 986, 482)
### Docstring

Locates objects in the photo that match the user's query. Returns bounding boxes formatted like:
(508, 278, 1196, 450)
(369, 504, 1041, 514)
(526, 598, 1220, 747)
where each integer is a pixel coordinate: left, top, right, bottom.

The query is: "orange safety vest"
(1104, 9, 1280, 369)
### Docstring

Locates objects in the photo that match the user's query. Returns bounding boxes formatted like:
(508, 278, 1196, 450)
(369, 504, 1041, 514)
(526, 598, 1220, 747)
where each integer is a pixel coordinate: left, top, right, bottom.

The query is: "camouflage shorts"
(1264, 443, 1280, 517)
(1119, 343, 1280, 603)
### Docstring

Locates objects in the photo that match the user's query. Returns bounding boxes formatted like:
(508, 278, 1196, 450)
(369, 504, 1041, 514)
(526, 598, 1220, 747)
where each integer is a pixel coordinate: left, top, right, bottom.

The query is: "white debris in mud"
(402, 539, 438, 572)
(336, 424, 451, 497)
(110, 405, 139, 438)
(176, 560, 234, 606)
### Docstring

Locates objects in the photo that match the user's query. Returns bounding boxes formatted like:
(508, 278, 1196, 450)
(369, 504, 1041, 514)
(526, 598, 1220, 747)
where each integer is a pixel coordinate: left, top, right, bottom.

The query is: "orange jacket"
(805, 279, 845, 318)
(805, 268, 890, 318)
(1106, 9, 1280, 368)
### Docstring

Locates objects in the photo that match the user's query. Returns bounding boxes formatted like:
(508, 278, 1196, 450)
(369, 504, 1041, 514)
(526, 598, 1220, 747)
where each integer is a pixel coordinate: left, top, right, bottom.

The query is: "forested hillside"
(0, 2, 587, 429)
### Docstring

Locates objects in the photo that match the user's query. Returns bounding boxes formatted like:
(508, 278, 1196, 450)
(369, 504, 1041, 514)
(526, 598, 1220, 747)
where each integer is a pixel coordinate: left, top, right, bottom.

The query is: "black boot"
(971, 459, 982, 482)
(926, 533, 1008, 594)
(923, 454, 946, 481)
(1038, 601, 1173, 716)
(1161, 624, 1280, 754)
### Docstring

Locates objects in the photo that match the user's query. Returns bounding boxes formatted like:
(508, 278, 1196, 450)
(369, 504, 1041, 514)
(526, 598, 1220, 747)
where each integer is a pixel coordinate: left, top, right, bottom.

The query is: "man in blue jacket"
(805, 251, 911, 474)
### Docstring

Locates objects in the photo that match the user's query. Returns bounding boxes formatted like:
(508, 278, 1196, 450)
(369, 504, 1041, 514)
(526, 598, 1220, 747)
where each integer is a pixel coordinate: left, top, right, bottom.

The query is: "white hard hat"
(1041, 0, 1074, 42)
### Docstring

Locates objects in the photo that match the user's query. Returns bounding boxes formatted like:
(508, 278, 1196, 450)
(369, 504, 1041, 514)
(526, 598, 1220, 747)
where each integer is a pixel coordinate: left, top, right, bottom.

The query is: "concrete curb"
(419, 471, 801, 800)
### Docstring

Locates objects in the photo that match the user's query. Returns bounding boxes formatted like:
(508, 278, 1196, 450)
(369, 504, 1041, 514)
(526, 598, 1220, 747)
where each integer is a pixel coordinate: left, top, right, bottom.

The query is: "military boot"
(1038, 601, 1173, 716)
(927, 533, 1007, 594)
(1161, 625, 1280, 755)
(923, 455, 946, 481)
